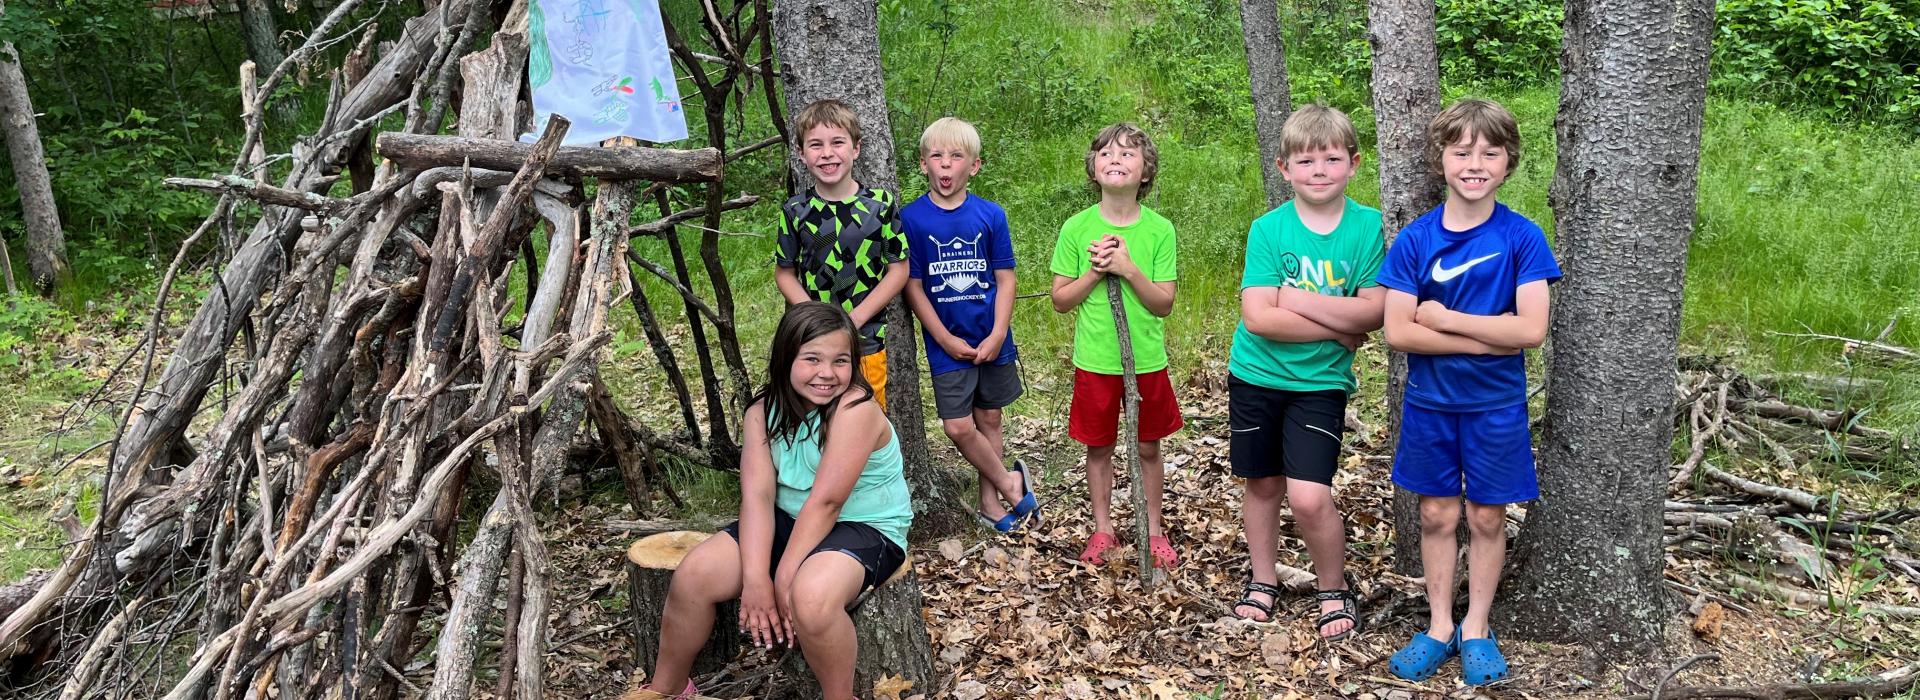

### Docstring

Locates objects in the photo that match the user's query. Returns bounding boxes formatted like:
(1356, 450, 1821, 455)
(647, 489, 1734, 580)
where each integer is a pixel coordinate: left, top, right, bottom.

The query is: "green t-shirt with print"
(1228, 198, 1384, 393)
(1049, 205, 1178, 375)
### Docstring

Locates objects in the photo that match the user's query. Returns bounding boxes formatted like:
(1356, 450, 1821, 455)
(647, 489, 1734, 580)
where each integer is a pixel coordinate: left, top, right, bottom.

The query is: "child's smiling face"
(919, 143, 980, 202)
(1092, 138, 1146, 195)
(1280, 144, 1359, 208)
(788, 330, 854, 406)
(1441, 131, 1511, 204)
(802, 123, 860, 189)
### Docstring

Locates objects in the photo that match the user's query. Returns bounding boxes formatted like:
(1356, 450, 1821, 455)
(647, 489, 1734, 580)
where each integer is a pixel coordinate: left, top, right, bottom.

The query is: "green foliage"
(0, 294, 72, 372)
(1713, 0, 1920, 124)
(1127, 0, 1253, 133)
(1433, 0, 1563, 86)
(1276, 0, 1372, 106)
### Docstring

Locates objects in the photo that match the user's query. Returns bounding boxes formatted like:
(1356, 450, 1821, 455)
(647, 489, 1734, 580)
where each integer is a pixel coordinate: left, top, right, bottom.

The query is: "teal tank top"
(769, 408, 914, 550)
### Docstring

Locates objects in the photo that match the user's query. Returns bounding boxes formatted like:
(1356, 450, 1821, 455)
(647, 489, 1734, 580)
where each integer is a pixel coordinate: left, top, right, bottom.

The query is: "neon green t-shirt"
(1228, 198, 1384, 393)
(1049, 205, 1178, 375)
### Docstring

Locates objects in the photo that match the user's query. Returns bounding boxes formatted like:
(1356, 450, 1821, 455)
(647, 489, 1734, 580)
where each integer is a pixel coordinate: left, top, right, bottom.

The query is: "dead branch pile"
(0, 0, 779, 696)
(1663, 356, 1920, 619)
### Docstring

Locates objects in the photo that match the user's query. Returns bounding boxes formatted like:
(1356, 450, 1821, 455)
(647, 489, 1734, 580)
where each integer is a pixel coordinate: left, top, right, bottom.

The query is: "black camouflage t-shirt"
(774, 187, 906, 353)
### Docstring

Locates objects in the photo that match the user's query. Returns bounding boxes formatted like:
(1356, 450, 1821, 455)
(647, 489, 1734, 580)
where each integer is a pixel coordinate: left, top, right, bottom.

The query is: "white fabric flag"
(526, 0, 689, 145)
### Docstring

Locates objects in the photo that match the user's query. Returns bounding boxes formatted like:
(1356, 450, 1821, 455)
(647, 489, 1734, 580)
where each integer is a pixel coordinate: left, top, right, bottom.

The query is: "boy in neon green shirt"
(1049, 123, 1183, 570)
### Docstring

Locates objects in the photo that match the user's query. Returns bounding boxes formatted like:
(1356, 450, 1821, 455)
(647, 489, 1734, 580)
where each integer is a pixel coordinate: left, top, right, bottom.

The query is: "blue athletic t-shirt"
(902, 193, 1018, 376)
(1376, 202, 1562, 412)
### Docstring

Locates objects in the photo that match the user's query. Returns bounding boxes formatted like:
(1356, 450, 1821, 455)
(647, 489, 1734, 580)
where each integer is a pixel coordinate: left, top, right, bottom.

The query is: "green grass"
(616, 0, 1920, 460)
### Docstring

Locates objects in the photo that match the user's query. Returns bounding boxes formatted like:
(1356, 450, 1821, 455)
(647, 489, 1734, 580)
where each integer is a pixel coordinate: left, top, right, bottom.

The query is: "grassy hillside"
(617, 0, 1920, 458)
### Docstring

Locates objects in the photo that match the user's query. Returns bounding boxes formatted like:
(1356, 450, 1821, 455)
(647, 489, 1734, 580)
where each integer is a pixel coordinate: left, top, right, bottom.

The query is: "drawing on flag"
(526, 0, 689, 145)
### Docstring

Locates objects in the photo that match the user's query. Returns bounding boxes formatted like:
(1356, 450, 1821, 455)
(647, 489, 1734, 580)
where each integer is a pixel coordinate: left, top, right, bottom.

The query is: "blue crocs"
(1459, 631, 1509, 685)
(1389, 629, 1459, 682)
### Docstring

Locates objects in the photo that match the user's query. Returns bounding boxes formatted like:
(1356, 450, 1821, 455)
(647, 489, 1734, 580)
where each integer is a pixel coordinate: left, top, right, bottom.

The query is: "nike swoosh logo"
(1431, 252, 1501, 282)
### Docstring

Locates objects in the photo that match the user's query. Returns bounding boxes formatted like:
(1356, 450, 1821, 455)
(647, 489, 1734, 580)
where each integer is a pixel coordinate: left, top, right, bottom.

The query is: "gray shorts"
(931, 362, 1024, 420)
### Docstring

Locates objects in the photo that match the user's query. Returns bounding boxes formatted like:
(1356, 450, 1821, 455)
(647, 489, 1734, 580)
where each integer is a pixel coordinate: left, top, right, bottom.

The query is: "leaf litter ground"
(549, 368, 1919, 699)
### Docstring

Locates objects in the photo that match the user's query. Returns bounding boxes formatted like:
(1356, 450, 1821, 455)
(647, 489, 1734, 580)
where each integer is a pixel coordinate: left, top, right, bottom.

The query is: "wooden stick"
(1767, 330, 1916, 361)
(375, 132, 723, 182)
(1105, 277, 1154, 587)
(1699, 464, 1823, 512)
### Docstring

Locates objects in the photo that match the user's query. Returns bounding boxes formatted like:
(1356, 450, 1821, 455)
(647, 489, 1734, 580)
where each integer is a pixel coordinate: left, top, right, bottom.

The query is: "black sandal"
(1232, 578, 1284, 623)
(1313, 573, 1363, 642)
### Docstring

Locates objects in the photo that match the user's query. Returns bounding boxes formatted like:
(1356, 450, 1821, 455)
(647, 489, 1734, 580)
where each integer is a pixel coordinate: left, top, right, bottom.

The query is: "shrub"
(1434, 0, 1564, 86)
(1713, 0, 1920, 124)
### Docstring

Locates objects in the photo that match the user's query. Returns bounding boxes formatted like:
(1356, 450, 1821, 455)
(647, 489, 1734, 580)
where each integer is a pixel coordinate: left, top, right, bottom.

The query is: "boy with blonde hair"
(1050, 123, 1182, 569)
(1227, 105, 1384, 641)
(1381, 99, 1561, 686)
(773, 99, 908, 405)
(901, 117, 1037, 532)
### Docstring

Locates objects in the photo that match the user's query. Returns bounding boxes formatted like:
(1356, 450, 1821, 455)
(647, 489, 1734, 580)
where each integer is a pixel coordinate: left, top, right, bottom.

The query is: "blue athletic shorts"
(1390, 402, 1539, 505)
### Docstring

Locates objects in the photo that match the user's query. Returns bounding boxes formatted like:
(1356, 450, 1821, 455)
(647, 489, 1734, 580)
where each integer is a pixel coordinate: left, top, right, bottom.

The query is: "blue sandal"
(975, 509, 1019, 532)
(1009, 459, 1040, 525)
(1389, 629, 1459, 682)
(1459, 630, 1510, 686)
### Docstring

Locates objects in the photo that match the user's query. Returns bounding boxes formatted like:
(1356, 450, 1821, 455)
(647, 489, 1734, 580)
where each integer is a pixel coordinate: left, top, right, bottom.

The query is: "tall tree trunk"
(1367, 0, 1445, 575)
(1501, 0, 1716, 653)
(0, 0, 71, 296)
(237, 0, 297, 123)
(771, 0, 968, 538)
(1238, 0, 1292, 209)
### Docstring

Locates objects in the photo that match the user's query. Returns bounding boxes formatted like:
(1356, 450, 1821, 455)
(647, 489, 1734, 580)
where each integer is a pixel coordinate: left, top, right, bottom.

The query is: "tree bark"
(0, 5, 71, 296)
(771, 0, 966, 538)
(1367, 0, 1446, 575)
(1501, 0, 1716, 653)
(237, 0, 287, 85)
(1238, 0, 1292, 209)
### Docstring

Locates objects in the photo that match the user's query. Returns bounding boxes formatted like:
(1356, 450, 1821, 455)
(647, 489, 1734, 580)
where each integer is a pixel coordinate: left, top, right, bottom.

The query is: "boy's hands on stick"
(1090, 235, 1140, 280)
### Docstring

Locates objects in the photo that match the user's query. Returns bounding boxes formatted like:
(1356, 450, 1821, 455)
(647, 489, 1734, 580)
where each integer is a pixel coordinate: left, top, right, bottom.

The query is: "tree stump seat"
(626, 530, 934, 699)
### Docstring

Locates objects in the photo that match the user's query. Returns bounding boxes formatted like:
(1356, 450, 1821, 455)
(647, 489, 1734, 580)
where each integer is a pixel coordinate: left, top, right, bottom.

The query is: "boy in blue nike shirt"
(1379, 100, 1561, 686)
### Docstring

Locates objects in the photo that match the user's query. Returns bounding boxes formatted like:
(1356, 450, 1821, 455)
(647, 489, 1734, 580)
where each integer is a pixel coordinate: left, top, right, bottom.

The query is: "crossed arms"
(1380, 280, 1550, 355)
(1241, 285, 1386, 349)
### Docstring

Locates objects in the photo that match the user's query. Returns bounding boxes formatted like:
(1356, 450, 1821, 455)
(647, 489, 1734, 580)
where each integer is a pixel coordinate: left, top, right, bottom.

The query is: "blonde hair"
(1427, 99, 1521, 175)
(1084, 123, 1160, 201)
(1280, 104, 1359, 159)
(794, 99, 862, 146)
(919, 117, 981, 158)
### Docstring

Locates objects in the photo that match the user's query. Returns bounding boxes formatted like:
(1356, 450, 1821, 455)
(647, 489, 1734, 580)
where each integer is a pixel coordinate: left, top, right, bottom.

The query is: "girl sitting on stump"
(642, 301, 913, 700)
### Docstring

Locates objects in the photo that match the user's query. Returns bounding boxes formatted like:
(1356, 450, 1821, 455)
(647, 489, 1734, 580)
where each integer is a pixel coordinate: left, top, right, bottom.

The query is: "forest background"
(0, 0, 1917, 696)
(2, 0, 1916, 560)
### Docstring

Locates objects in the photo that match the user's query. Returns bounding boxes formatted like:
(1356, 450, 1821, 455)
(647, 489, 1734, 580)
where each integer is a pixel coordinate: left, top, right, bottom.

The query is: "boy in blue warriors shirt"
(1380, 100, 1561, 686)
(902, 118, 1038, 532)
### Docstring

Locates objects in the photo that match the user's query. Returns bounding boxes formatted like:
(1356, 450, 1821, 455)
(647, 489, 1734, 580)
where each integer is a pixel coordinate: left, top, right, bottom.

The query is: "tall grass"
(614, 0, 1920, 497)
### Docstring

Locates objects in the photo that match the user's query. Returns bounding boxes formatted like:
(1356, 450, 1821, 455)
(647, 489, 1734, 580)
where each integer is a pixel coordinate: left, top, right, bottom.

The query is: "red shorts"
(1068, 368, 1184, 447)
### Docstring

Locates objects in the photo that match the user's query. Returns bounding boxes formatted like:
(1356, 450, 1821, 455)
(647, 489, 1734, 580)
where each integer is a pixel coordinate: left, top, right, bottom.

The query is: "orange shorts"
(860, 349, 888, 408)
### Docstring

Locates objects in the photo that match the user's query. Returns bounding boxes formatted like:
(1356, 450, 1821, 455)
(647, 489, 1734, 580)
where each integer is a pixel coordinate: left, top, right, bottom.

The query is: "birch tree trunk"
(1238, 0, 1292, 209)
(772, 0, 968, 538)
(1501, 0, 1716, 652)
(1367, 0, 1445, 575)
(0, 0, 70, 296)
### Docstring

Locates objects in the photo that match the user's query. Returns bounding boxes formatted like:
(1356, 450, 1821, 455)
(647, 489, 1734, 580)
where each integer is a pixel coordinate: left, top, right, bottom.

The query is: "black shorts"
(1227, 374, 1348, 485)
(722, 509, 907, 592)
(930, 361, 1024, 420)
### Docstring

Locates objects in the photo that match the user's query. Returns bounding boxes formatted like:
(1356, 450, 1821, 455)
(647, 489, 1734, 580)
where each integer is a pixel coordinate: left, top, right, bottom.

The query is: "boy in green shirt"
(1049, 123, 1183, 570)
(1227, 106, 1385, 640)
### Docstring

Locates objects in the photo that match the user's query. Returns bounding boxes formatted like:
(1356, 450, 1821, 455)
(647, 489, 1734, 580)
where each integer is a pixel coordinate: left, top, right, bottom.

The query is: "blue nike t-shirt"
(902, 193, 1018, 376)
(1376, 202, 1562, 412)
